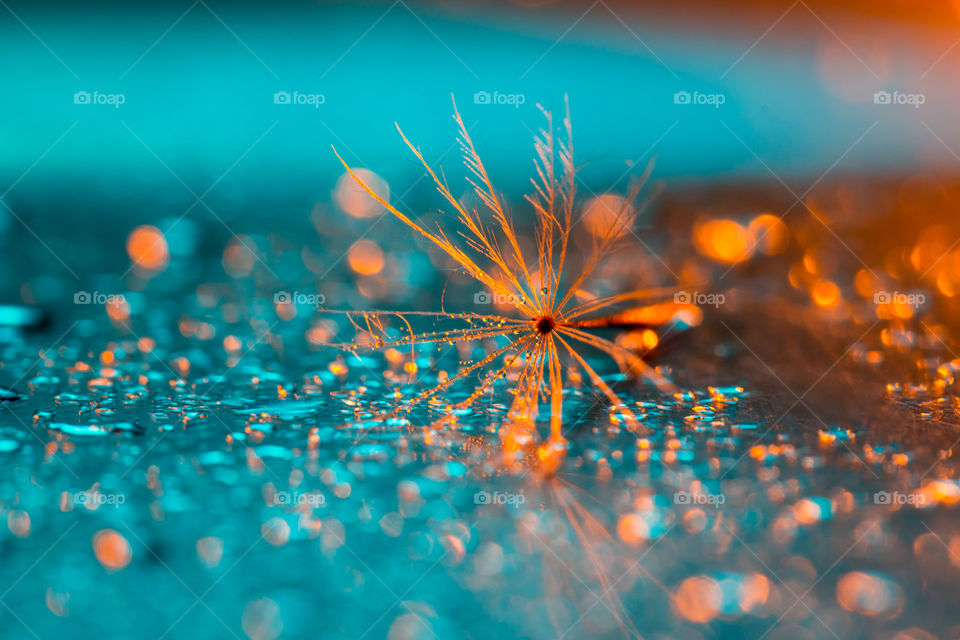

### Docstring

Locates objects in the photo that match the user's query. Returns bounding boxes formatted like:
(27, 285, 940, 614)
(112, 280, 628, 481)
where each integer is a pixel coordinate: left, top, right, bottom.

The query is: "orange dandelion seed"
(326, 96, 683, 473)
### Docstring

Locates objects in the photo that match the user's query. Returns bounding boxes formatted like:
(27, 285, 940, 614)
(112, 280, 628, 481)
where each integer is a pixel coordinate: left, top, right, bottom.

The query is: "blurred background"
(4, 0, 960, 293)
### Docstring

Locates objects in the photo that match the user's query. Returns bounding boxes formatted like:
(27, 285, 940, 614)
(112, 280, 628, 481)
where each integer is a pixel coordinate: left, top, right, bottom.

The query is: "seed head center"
(535, 315, 556, 335)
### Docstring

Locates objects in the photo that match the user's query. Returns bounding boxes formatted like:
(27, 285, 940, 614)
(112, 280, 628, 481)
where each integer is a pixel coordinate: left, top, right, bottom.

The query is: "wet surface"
(2, 176, 960, 640)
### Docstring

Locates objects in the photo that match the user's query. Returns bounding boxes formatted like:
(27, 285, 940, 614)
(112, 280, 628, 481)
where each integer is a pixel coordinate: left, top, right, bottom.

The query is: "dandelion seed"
(328, 96, 683, 470)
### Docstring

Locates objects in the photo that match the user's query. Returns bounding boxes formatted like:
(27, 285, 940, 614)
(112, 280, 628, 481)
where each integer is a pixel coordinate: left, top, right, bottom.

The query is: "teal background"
(1, 0, 950, 219)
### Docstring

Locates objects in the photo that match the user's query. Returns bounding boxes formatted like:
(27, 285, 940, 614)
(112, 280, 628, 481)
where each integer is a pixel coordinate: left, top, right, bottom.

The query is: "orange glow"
(682, 509, 707, 533)
(739, 573, 770, 612)
(854, 269, 877, 297)
(748, 214, 788, 255)
(836, 571, 903, 616)
(793, 499, 824, 524)
(674, 576, 722, 623)
(223, 239, 256, 278)
(920, 479, 960, 505)
(949, 536, 960, 569)
(618, 328, 660, 352)
(172, 356, 190, 377)
(334, 168, 389, 218)
(275, 299, 296, 321)
(441, 534, 466, 564)
(583, 194, 632, 239)
(126, 225, 169, 271)
(811, 280, 840, 307)
(106, 297, 130, 323)
(347, 239, 385, 276)
(93, 529, 132, 571)
(819, 428, 853, 445)
(306, 325, 335, 346)
(694, 219, 754, 264)
(617, 513, 649, 545)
